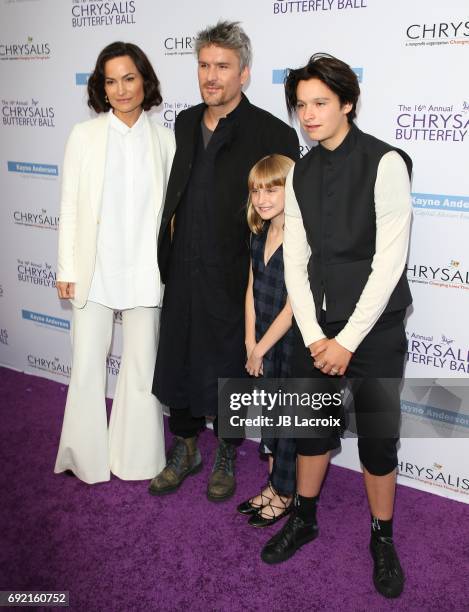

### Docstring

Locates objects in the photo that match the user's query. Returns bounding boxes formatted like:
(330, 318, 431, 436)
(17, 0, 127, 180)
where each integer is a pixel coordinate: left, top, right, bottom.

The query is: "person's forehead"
(104, 55, 137, 76)
(198, 44, 239, 63)
(297, 78, 333, 98)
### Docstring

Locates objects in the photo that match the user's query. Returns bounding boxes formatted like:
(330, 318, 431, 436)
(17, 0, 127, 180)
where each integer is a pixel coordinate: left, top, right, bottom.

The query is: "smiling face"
(197, 44, 249, 115)
(104, 55, 145, 125)
(295, 78, 352, 150)
(250, 185, 286, 223)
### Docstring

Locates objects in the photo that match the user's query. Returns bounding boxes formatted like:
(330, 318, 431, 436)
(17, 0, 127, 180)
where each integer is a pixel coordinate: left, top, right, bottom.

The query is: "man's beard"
(201, 83, 225, 106)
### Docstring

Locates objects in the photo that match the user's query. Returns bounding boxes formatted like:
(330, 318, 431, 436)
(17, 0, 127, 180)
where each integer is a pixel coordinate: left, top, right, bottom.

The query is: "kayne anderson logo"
(405, 20, 469, 47)
(273, 67, 363, 84)
(27, 354, 71, 378)
(407, 261, 469, 292)
(2, 98, 55, 127)
(164, 36, 195, 57)
(22, 310, 70, 331)
(273, 0, 367, 15)
(395, 103, 468, 142)
(412, 193, 469, 220)
(406, 331, 469, 373)
(162, 101, 192, 130)
(0, 36, 50, 60)
(8, 161, 58, 177)
(71, 0, 136, 28)
(401, 399, 469, 431)
(398, 461, 469, 496)
(17, 259, 56, 288)
(13, 208, 59, 230)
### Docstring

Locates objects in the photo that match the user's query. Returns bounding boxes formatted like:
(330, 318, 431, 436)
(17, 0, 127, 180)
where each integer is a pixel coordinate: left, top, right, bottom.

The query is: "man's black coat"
(153, 94, 299, 416)
(157, 94, 299, 302)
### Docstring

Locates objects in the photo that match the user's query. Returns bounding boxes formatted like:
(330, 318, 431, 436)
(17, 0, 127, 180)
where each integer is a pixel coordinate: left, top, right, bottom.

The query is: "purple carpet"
(0, 367, 468, 611)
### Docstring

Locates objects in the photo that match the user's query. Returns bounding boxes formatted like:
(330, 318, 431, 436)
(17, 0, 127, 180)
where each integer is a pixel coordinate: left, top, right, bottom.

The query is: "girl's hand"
(245, 339, 256, 361)
(56, 281, 75, 299)
(246, 345, 264, 377)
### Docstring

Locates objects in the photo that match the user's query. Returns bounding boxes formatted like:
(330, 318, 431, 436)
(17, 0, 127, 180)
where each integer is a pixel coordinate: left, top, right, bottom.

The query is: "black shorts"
(291, 310, 408, 476)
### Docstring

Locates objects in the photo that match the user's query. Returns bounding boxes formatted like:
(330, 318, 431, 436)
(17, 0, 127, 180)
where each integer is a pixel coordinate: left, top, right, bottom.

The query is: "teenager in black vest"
(260, 54, 412, 600)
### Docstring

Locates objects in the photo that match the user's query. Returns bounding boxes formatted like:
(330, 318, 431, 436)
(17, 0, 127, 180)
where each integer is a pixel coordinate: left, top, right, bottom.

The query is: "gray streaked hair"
(195, 20, 252, 71)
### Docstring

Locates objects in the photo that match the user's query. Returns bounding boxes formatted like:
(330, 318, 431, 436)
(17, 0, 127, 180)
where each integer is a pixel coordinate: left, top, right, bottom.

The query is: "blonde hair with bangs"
(247, 154, 295, 234)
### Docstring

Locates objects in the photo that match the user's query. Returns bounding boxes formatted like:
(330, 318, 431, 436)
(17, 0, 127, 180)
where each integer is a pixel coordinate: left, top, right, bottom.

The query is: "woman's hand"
(246, 345, 264, 377)
(56, 281, 75, 299)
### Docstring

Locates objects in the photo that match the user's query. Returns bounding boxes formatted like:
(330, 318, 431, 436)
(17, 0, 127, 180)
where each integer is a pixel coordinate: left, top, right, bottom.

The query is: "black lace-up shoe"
(370, 535, 405, 598)
(261, 510, 318, 564)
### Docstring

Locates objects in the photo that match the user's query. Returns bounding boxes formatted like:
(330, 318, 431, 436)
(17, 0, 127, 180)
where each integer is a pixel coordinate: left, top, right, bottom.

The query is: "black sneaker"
(261, 510, 318, 564)
(370, 535, 405, 598)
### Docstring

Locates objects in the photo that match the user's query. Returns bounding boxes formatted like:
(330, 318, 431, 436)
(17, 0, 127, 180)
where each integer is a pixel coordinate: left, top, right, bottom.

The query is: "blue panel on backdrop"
(272, 69, 287, 84)
(22, 310, 70, 330)
(75, 73, 91, 85)
(412, 193, 469, 213)
(273, 67, 363, 83)
(8, 161, 58, 176)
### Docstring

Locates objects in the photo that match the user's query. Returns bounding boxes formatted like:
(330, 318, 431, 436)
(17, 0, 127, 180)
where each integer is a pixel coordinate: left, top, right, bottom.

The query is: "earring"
(105, 94, 109, 104)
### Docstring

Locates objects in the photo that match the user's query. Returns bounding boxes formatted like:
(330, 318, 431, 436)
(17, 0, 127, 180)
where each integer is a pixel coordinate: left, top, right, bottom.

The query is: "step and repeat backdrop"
(1, 0, 468, 502)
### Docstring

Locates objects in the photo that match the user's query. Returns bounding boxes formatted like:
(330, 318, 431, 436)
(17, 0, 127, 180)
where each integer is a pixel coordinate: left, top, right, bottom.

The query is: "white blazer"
(57, 111, 175, 308)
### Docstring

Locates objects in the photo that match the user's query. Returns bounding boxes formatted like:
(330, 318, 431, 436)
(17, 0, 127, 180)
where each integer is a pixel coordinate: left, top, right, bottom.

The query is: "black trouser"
(169, 405, 243, 447)
(292, 310, 407, 476)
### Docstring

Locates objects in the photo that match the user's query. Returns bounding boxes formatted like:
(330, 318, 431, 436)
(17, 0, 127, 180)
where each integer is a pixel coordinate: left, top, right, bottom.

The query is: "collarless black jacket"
(157, 94, 299, 300)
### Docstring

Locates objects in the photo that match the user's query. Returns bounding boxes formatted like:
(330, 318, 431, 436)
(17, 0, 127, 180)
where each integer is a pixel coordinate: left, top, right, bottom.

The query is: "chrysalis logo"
(164, 36, 195, 56)
(0, 37, 51, 60)
(398, 460, 469, 492)
(71, 0, 136, 28)
(17, 259, 57, 288)
(406, 330, 469, 373)
(27, 355, 71, 377)
(107, 354, 121, 376)
(406, 261, 469, 287)
(406, 21, 469, 40)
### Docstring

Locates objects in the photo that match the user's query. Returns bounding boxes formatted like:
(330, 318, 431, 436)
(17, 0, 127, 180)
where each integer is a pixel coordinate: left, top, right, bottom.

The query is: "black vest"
(293, 124, 412, 323)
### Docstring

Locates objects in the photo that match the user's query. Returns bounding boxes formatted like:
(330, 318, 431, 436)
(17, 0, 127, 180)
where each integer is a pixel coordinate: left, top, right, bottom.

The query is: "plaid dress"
(251, 224, 296, 495)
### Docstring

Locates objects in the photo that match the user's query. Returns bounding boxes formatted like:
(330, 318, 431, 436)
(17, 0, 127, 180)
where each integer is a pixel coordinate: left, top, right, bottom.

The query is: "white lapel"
(146, 114, 164, 218)
(89, 112, 111, 221)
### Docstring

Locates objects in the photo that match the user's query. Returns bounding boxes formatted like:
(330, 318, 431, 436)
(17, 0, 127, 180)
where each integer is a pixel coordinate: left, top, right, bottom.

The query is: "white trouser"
(54, 301, 165, 484)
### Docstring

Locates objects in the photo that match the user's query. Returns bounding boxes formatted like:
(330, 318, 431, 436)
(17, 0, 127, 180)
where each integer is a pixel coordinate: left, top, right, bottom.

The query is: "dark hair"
(284, 53, 360, 123)
(87, 41, 162, 113)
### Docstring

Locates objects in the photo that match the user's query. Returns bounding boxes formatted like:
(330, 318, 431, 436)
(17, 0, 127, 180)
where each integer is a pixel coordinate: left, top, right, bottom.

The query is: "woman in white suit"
(55, 42, 175, 484)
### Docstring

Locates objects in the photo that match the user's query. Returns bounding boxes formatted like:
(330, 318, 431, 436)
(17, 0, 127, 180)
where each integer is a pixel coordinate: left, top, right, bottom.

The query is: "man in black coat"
(150, 21, 299, 501)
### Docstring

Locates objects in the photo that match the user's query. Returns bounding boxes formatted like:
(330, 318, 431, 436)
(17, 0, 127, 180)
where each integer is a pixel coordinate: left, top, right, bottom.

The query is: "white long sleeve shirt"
(88, 110, 159, 310)
(284, 150, 412, 353)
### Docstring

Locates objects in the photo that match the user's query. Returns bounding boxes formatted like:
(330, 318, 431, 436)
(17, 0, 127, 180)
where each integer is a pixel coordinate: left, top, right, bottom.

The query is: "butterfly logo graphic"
(441, 335, 454, 346)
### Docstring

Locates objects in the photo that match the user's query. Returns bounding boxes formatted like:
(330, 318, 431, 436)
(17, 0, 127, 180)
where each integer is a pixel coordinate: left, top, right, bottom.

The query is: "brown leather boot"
(206, 440, 236, 502)
(148, 436, 202, 495)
